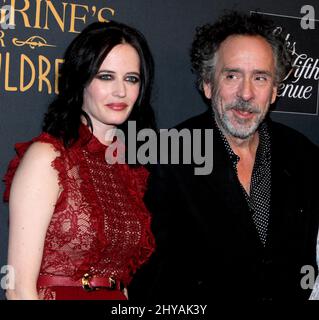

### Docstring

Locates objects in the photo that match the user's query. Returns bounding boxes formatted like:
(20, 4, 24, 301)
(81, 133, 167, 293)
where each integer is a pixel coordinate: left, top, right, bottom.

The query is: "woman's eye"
(97, 74, 113, 80)
(126, 75, 140, 84)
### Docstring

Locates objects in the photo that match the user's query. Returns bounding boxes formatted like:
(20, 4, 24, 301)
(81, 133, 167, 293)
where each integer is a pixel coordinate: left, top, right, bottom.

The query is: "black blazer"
(130, 110, 319, 302)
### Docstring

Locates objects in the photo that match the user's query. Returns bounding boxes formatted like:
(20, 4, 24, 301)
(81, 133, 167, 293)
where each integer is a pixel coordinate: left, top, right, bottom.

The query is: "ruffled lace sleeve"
(3, 133, 64, 202)
(129, 165, 150, 199)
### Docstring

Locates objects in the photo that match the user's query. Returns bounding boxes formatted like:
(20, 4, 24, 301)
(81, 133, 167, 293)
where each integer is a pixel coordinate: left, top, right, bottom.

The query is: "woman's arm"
(5, 142, 60, 300)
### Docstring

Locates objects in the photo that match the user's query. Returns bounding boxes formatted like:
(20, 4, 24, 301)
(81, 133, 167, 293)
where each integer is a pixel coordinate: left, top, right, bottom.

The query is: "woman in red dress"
(3, 21, 156, 300)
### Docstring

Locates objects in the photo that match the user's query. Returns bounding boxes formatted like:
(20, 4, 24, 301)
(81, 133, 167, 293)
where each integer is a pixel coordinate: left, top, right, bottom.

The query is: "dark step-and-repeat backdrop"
(0, 0, 318, 301)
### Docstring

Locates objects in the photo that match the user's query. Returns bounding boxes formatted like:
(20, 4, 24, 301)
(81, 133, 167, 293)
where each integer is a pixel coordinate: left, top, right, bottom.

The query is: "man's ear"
(271, 85, 277, 104)
(203, 82, 212, 99)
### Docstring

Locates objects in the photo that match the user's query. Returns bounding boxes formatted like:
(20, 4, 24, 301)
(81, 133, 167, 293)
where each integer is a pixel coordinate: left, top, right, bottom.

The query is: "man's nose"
(237, 78, 254, 101)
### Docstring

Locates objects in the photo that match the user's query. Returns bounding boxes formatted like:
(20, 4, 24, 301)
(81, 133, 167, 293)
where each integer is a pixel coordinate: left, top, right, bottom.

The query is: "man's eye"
(126, 76, 140, 84)
(255, 75, 268, 81)
(225, 74, 238, 80)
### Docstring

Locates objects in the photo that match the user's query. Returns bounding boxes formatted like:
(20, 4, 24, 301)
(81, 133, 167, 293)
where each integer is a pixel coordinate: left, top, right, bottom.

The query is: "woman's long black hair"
(43, 20, 156, 148)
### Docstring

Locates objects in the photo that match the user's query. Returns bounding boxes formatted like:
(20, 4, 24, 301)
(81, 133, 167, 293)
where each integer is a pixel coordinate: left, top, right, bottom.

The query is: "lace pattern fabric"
(3, 125, 155, 299)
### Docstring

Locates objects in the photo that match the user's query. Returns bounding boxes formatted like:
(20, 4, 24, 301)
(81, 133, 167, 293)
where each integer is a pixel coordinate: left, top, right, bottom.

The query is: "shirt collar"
(214, 120, 271, 166)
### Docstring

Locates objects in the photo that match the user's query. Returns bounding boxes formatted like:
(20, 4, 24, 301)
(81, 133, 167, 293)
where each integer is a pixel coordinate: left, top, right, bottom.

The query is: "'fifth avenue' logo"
(257, 7, 319, 115)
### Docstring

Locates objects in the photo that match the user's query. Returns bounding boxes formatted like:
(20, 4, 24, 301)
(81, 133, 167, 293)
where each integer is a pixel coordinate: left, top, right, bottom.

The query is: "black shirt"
(217, 121, 271, 245)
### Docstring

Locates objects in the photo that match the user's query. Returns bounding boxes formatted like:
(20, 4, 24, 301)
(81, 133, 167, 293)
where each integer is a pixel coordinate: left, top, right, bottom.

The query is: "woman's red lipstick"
(105, 103, 128, 111)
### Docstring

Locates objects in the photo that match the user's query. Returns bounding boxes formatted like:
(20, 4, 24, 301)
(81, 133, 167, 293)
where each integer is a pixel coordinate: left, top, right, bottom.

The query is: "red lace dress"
(3, 125, 155, 300)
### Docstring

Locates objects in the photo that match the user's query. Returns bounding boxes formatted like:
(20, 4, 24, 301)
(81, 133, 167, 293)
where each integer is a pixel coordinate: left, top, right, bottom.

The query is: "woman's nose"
(112, 80, 126, 97)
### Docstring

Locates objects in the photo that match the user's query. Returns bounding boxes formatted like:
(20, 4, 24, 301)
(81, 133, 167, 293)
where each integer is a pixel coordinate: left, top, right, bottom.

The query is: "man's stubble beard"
(210, 87, 271, 140)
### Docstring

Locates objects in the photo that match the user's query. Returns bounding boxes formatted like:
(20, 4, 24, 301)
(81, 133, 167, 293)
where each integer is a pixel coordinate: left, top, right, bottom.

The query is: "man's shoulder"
(269, 119, 319, 155)
(270, 120, 315, 143)
(174, 109, 212, 130)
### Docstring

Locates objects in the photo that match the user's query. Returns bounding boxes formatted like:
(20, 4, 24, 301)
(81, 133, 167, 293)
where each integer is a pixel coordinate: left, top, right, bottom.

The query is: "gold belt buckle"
(109, 276, 116, 290)
(82, 273, 117, 291)
(82, 273, 95, 292)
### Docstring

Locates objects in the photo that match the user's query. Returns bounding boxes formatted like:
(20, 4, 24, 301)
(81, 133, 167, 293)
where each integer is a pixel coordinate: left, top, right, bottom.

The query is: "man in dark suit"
(129, 11, 319, 301)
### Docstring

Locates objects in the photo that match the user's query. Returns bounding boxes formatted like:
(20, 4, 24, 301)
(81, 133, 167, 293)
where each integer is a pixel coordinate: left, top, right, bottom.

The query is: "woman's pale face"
(82, 43, 141, 132)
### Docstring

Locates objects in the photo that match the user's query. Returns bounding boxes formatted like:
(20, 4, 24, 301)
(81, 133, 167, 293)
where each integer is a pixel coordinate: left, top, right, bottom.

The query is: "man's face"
(203, 35, 278, 140)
